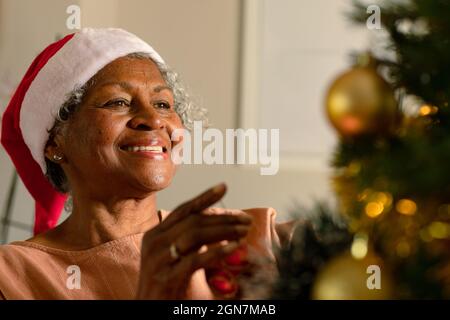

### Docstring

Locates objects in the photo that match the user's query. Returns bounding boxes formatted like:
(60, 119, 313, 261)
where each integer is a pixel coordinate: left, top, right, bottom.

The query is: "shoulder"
(0, 242, 40, 271)
(0, 243, 34, 296)
(0, 242, 29, 259)
(0, 241, 65, 275)
(0, 241, 78, 299)
(0, 243, 50, 300)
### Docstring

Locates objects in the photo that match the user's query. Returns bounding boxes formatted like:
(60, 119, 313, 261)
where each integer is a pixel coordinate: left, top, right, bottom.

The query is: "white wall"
(0, 0, 336, 242)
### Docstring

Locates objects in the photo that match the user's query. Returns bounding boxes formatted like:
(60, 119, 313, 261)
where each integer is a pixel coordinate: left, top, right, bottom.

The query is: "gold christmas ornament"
(312, 250, 393, 300)
(325, 62, 398, 137)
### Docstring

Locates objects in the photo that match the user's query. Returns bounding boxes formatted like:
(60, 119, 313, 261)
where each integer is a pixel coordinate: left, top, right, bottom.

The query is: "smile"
(122, 145, 166, 153)
(119, 143, 170, 160)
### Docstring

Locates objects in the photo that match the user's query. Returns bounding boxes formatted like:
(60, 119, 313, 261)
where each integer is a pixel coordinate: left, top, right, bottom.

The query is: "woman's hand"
(136, 183, 252, 299)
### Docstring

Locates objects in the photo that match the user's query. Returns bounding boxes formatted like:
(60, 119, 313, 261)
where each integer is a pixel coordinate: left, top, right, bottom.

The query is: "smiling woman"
(0, 28, 295, 300)
(46, 56, 181, 197)
(45, 52, 201, 194)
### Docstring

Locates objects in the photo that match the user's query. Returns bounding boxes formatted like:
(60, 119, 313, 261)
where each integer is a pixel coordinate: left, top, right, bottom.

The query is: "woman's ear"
(44, 134, 65, 163)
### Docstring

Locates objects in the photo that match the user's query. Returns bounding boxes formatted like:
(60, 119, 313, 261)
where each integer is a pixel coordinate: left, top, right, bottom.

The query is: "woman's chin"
(131, 173, 173, 193)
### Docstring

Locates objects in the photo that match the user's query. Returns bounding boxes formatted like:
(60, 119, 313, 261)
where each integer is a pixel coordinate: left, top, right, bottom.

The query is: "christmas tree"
(270, 0, 450, 299)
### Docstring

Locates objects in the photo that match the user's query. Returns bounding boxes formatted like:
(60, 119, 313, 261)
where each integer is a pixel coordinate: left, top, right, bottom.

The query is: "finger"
(199, 212, 253, 226)
(142, 213, 251, 266)
(203, 208, 249, 216)
(143, 213, 251, 254)
(156, 224, 249, 267)
(159, 183, 227, 231)
(176, 224, 250, 255)
(174, 241, 241, 275)
(175, 211, 252, 234)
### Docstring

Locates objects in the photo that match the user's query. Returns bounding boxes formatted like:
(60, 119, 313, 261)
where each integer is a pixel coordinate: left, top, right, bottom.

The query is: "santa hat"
(1, 28, 165, 235)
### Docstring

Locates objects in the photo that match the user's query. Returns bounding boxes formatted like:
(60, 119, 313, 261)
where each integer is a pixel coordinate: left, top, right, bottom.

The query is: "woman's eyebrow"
(98, 81, 172, 93)
(153, 84, 173, 93)
(98, 81, 133, 90)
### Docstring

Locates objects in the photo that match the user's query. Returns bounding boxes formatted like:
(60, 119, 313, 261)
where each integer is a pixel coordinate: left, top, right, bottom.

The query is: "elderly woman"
(0, 28, 293, 300)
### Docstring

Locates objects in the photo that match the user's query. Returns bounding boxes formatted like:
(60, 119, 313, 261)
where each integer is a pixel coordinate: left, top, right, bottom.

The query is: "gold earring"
(53, 154, 63, 161)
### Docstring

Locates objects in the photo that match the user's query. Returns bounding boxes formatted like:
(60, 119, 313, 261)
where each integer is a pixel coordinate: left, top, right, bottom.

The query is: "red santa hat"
(1, 28, 165, 235)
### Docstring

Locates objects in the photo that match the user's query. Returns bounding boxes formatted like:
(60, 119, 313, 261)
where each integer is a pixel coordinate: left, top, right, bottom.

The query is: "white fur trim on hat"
(20, 28, 166, 173)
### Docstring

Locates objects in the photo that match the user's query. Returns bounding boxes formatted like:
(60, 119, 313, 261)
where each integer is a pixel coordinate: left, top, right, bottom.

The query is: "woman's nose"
(128, 104, 165, 131)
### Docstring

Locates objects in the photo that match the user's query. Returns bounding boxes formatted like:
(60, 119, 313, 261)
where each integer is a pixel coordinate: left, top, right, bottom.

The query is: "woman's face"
(54, 57, 183, 198)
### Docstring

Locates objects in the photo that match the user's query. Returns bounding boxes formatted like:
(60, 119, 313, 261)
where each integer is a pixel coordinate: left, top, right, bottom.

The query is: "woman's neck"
(29, 192, 160, 250)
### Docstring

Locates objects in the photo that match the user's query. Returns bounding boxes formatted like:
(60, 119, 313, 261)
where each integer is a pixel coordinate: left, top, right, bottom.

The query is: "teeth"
(125, 146, 163, 152)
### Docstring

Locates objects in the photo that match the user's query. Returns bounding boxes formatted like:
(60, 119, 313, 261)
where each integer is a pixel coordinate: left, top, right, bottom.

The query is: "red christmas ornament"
(224, 245, 248, 267)
(207, 269, 237, 296)
(206, 244, 250, 298)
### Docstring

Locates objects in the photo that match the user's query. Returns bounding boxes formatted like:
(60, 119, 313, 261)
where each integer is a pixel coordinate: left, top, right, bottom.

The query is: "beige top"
(0, 208, 294, 300)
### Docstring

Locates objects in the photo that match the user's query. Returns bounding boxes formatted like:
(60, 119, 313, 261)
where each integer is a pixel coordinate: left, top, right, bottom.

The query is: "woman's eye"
(154, 101, 171, 109)
(104, 99, 130, 107)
